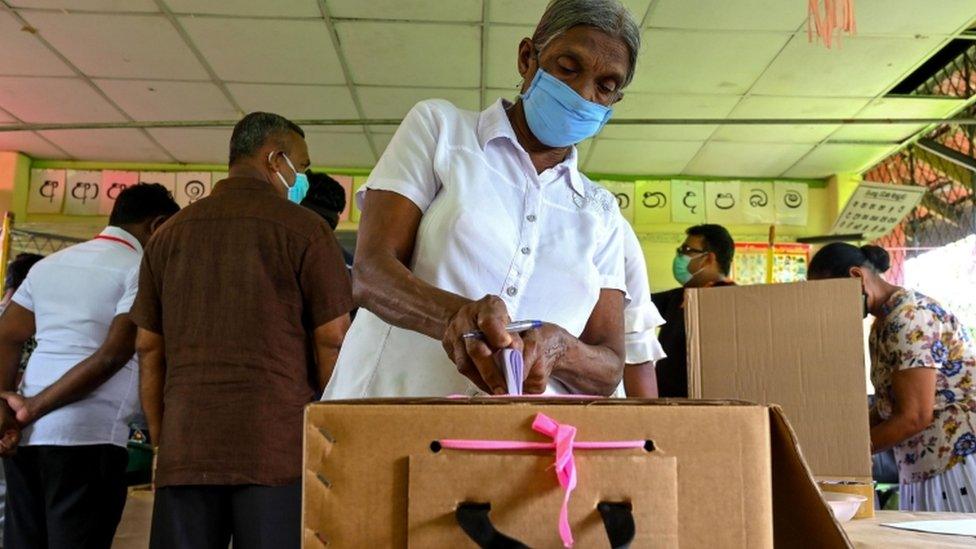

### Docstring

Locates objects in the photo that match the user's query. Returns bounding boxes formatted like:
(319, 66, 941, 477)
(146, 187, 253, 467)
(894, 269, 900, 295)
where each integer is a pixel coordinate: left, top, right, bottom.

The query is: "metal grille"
(911, 42, 976, 98)
(9, 229, 85, 257)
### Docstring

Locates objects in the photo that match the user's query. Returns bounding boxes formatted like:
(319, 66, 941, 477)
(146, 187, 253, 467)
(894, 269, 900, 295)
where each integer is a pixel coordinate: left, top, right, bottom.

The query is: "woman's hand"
(520, 323, 568, 394)
(0, 391, 36, 426)
(442, 295, 517, 395)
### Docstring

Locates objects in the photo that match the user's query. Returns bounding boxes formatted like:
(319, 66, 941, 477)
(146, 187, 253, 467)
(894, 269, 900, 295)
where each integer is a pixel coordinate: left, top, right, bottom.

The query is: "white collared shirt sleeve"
(115, 264, 140, 316)
(12, 275, 34, 312)
(593, 208, 627, 292)
(622, 223, 667, 365)
(359, 101, 442, 213)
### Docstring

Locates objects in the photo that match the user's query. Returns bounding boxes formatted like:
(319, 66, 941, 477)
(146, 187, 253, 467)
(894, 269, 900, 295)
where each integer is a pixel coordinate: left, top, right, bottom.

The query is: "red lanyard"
(93, 235, 137, 251)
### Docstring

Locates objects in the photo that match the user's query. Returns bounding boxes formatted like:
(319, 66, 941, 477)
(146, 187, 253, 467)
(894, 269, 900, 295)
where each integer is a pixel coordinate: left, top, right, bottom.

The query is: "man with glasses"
(651, 224, 735, 397)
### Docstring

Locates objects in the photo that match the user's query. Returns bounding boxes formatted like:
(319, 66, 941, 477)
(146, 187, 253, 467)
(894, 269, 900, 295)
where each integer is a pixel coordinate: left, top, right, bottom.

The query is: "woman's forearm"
(354, 254, 471, 340)
(549, 329, 624, 396)
(870, 413, 929, 454)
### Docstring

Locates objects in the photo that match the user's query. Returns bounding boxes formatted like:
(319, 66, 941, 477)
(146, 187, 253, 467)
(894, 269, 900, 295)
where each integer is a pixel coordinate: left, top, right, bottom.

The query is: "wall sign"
(138, 172, 177, 195)
(175, 172, 212, 208)
(63, 170, 102, 216)
(774, 181, 809, 226)
(27, 169, 66, 214)
(634, 180, 670, 225)
(603, 181, 635, 223)
(705, 181, 743, 225)
(98, 171, 139, 216)
(670, 179, 705, 223)
(740, 181, 775, 225)
(830, 181, 926, 238)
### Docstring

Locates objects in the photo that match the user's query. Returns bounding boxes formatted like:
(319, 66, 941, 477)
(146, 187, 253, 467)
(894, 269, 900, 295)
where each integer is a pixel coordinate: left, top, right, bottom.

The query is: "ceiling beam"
(916, 137, 976, 174)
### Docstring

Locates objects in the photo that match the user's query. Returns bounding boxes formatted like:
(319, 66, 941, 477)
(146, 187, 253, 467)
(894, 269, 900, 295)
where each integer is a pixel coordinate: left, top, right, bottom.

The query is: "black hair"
(229, 112, 305, 166)
(108, 183, 180, 226)
(808, 242, 890, 279)
(5, 253, 44, 293)
(686, 224, 735, 275)
(301, 171, 347, 230)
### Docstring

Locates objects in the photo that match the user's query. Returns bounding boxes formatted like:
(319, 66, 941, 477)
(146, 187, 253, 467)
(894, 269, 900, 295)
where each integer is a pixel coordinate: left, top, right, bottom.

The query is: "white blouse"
(323, 98, 626, 398)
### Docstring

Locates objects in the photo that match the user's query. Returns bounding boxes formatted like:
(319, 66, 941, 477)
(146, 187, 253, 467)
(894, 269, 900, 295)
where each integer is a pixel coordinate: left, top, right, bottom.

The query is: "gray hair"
(532, 0, 641, 87)
(229, 112, 305, 165)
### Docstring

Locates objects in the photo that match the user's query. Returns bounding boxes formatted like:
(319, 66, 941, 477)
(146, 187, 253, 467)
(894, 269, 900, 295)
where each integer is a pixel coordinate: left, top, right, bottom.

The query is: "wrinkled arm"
(624, 361, 659, 398)
(870, 368, 936, 454)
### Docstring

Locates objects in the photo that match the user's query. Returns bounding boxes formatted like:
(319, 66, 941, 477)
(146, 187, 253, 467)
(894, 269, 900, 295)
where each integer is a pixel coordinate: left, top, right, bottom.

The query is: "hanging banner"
(350, 176, 368, 223)
(602, 181, 635, 223)
(670, 179, 705, 224)
(774, 181, 809, 226)
(98, 171, 139, 216)
(740, 181, 775, 225)
(27, 169, 66, 214)
(634, 180, 671, 225)
(63, 170, 102, 216)
(138, 172, 177, 195)
(830, 181, 926, 239)
(705, 181, 743, 225)
(175, 172, 212, 208)
(332, 175, 353, 222)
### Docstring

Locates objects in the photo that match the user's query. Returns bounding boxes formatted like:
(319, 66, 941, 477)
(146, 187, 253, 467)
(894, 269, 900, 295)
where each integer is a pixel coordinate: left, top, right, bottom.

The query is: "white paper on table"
(881, 519, 976, 537)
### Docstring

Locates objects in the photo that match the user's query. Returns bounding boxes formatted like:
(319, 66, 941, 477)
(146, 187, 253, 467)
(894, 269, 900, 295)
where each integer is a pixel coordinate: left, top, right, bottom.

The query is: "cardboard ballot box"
(302, 399, 851, 548)
(685, 279, 874, 516)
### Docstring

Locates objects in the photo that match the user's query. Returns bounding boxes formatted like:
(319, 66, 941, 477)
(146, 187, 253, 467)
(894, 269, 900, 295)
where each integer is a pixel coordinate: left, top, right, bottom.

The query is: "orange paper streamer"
(808, 0, 857, 49)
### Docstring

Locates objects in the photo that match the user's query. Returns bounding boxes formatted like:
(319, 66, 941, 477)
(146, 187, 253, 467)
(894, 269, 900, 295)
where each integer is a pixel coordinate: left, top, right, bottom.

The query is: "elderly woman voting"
(323, 0, 641, 398)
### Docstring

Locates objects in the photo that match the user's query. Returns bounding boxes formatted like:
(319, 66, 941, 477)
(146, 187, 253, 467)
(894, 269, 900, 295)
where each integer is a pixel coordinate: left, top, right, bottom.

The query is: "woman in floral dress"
(809, 242, 976, 512)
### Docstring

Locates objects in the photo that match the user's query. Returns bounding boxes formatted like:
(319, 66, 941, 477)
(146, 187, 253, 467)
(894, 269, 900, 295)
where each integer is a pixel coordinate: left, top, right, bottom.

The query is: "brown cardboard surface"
(302, 399, 849, 548)
(408, 454, 678, 548)
(685, 279, 872, 480)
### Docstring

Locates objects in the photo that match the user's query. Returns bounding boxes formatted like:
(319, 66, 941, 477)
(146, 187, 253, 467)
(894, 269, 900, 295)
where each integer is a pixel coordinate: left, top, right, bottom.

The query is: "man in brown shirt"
(131, 112, 353, 549)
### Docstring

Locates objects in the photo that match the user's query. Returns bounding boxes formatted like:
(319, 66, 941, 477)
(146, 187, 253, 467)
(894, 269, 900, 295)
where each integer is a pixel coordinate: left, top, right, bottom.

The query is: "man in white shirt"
(0, 184, 178, 549)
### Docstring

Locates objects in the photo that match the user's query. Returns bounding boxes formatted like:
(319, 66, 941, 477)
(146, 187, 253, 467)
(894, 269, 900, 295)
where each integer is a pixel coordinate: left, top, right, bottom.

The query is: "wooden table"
(843, 511, 976, 548)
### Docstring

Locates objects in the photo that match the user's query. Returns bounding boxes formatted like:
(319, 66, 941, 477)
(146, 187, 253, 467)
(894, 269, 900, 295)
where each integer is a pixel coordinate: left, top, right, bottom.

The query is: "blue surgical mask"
(273, 153, 309, 204)
(672, 253, 705, 286)
(521, 68, 613, 148)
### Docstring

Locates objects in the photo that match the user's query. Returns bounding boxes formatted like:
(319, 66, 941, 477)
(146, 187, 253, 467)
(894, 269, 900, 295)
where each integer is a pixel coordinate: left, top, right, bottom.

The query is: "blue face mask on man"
(270, 152, 309, 204)
(521, 68, 614, 148)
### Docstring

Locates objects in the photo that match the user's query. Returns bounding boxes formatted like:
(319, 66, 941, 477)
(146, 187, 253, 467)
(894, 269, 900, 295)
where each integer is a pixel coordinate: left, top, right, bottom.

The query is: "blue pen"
(461, 320, 543, 340)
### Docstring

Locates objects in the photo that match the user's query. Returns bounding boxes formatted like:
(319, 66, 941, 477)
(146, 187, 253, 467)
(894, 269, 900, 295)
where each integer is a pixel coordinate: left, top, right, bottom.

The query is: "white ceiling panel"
(305, 130, 375, 167)
(646, 0, 806, 32)
(0, 12, 74, 77)
(751, 34, 943, 97)
(165, 0, 321, 17)
(0, 131, 69, 158)
(710, 95, 869, 143)
(486, 25, 533, 89)
(229, 84, 357, 120)
(95, 79, 239, 121)
(0, 77, 125, 123)
(371, 130, 396, 157)
(600, 93, 740, 141)
(357, 87, 480, 119)
(7, 0, 157, 11)
(585, 139, 703, 174)
(851, 0, 976, 36)
(0, 109, 15, 123)
(40, 129, 171, 161)
(337, 22, 480, 87)
(147, 127, 229, 164)
(329, 0, 482, 22)
(830, 96, 966, 142)
(684, 141, 811, 177)
(489, 0, 651, 25)
(783, 143, 894, 178)
(20, 12, 209, 80)
(181, 18, 345, 85)
(629, 29, 791, 94)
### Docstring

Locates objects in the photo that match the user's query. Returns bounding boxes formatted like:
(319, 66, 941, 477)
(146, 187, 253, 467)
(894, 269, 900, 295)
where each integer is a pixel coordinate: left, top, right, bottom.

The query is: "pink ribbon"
(439, 412, 645, 547)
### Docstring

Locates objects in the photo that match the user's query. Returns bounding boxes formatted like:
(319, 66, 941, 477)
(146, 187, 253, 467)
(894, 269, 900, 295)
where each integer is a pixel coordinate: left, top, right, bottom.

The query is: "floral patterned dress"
(870, 289, 976, 510)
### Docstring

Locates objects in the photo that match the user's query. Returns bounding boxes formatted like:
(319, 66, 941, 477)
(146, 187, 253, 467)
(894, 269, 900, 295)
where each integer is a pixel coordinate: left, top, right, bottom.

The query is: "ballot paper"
(882, 519, 976, 537)
(493, 348, 524, 396)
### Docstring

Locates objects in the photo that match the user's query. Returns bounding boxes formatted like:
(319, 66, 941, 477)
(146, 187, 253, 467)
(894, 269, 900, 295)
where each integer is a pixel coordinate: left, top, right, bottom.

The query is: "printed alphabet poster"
(830, 181, 926, 238)
(350, 176, 368, 223)
(99, 171, 139, 216)
(670, 179, 705, 223)
(774, 181, 809, 226)
(27, 169, 66, 214)
(211, 172, 228, 187)
(705, 181, 743, 225)
(175, 172, 212, 208)
(332, 175, 353, 222)
(63, 170, 102, 216)
(138, 172, 177, 195)
(602, 181, 635, 223)
(634, 180, 670, 225)
(740, 181, 775, 224)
